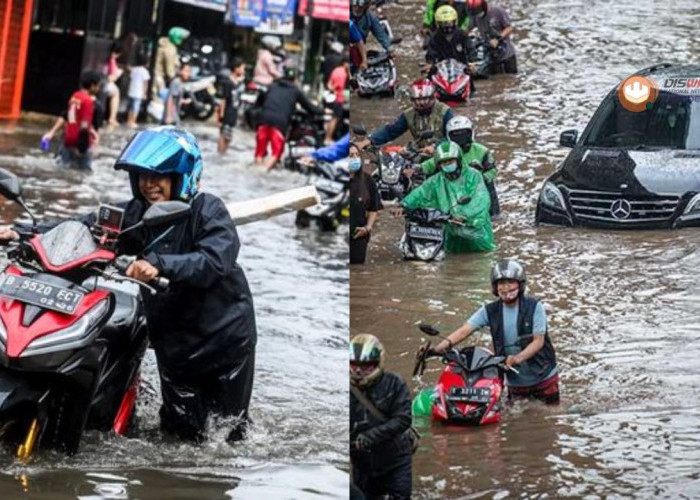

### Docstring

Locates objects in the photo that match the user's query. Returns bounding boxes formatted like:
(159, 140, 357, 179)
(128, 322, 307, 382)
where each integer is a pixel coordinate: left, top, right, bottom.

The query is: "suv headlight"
(684, 193, 700, 214)
(21, 300, 110, 357)
(540, 182, 567, 211)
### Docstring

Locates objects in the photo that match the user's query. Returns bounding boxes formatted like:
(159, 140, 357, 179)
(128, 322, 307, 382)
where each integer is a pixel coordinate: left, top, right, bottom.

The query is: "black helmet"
(350, 334, 386, 387)
(490, 258, 526, 296)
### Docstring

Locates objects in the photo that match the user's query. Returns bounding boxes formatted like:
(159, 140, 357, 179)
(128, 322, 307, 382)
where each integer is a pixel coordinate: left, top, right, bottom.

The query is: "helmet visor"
(350, 361, 379, 380)
(115, 130, 193, 175)
(449, 129, 473, 147)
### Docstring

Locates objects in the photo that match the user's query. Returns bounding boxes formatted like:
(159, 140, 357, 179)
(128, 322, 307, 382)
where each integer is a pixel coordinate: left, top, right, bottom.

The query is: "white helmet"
(261, 35, 282, 52)
(446, 115, 475, 149)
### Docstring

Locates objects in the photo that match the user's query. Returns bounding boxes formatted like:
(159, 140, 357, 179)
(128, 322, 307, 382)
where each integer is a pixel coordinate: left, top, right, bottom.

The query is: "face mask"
(349, 158, 362, 172)
(441, 161, 458, 174)
(498, 288, 519, 303)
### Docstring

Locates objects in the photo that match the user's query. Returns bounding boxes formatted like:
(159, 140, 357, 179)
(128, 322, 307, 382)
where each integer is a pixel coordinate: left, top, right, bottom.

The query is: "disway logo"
(618, 75, 658, 112)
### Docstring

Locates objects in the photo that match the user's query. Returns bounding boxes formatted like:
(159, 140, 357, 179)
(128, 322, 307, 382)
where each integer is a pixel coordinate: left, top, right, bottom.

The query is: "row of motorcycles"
(354, 18, 491, 105)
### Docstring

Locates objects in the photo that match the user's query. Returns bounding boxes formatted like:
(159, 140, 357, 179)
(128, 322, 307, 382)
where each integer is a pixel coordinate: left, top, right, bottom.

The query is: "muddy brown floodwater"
(351, 0, 700, 497)
(0, 120, 348, 498)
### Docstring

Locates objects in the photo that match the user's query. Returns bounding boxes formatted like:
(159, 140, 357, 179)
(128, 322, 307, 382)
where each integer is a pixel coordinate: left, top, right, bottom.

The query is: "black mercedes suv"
(536, 63, 700, 229)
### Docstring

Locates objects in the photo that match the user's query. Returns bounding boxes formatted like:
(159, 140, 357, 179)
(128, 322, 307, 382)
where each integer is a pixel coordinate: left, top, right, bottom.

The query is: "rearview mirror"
(457, 196, 471, 205)
(142, 201, 192, 227)
(560, 129, 578, 148)
(0, 168, 22, 201)
(419, 324, 440, 336)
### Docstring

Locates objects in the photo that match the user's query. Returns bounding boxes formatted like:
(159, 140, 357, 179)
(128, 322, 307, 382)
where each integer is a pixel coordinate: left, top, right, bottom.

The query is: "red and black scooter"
(0, 168, 190, 458)
(428, 59, 474, 107)
(413, 324, 518, 426)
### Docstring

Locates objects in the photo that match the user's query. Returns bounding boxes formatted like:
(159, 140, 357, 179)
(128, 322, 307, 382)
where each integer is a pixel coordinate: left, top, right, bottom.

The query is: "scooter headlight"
(21, 300, 110, 357)
(415, 243, 437, 261)
(539, 182, 567, 211)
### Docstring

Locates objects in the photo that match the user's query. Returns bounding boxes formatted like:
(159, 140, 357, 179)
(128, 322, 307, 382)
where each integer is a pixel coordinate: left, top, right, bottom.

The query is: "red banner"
(297, 0, 348, 21)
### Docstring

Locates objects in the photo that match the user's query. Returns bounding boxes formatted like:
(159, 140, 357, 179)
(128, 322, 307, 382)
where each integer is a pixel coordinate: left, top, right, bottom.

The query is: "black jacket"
(426, 30, 475, 65)
(258, 79, 323, 134)
(350, 372, 412, 475)
(116, 193, 257, 376)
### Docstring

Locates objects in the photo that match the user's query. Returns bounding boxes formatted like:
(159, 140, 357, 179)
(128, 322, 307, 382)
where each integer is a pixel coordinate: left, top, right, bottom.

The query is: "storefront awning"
(170, 0, 228, 12)
(296, 0, 348, 22)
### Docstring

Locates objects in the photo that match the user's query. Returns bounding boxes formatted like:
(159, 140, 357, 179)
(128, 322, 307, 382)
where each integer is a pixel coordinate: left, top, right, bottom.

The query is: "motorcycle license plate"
(449, 387, 491, 403)
(408, 224, 443, 241)
(314, 178, 344, 195)
(0, 274, 84, 315)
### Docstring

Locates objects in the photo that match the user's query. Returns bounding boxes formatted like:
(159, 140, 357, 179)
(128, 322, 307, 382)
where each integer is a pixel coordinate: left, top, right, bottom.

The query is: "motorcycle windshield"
(436, 59, 466, 82)
(38, 221, 98, 267)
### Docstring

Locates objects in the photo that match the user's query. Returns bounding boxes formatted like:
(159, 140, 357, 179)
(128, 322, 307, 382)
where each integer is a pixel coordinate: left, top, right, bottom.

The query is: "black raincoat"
(114, 193, 257, 374)
(350, 372, 412, 498)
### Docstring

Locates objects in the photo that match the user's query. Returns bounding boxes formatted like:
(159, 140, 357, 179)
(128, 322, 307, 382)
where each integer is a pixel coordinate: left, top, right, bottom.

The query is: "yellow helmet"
(435, 5, 458, 25)
(350, 334, 386, 387)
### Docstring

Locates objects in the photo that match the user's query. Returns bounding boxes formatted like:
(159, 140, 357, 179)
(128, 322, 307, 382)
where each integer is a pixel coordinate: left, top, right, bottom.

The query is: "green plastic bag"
(412, 388, 437, 416)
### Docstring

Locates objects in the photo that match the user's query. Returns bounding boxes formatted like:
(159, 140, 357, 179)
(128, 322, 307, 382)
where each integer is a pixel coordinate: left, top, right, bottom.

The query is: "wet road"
(0, 119, 348, 498)
(352, 0, 700, 497)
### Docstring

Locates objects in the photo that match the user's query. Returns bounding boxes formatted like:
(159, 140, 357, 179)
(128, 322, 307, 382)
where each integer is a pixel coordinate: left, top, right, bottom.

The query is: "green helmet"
(168, 27, 190, 46)
(434, 141, 463, 180)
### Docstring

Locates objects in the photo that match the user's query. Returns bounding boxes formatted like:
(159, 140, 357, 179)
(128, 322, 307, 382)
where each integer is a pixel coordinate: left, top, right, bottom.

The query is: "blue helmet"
(115, 126, 203, 202)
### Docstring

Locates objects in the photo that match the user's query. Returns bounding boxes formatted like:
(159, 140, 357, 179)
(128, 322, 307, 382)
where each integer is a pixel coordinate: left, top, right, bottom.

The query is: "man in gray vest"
(357, 79, 454, 151)
(426, 259, 559, 403)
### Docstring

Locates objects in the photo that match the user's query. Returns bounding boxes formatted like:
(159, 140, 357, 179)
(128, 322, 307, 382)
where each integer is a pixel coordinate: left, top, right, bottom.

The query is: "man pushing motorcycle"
(0, 126, 257, 443)
(395, 141, 496, 253)
(422, 259, 560, 403)
(356, 79, 453, 153)
(419, 115, 500, 215)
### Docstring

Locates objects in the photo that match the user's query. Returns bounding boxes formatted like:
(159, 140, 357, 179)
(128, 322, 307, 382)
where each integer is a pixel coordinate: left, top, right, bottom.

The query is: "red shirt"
(63, 90, 94, 148)
(328, 66, 348, 104)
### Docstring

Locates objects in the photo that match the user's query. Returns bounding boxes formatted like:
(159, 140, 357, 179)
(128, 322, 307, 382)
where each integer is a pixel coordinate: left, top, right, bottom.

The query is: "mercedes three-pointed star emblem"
(610, 199, 632, 220)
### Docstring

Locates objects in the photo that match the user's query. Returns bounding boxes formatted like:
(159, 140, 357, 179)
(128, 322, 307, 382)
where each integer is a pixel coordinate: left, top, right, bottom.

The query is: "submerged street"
(351, 0, 700, 497)
(0, 118, 349, 498)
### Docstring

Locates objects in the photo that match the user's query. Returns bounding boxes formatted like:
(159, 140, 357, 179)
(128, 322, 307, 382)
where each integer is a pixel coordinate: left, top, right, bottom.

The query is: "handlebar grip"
(151, 277, 169, 291)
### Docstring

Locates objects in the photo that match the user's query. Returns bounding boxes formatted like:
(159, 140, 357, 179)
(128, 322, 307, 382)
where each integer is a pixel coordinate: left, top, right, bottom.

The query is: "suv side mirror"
(560, 129, 578, 148)
(353, 125, 367, 136)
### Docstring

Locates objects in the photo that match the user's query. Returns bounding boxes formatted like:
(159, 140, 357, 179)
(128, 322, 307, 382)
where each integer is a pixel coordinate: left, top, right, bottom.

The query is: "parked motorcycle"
(295, 160, 350, 231)
(429, 59, 474, 106)
(146, 75, 218, 122)
(412, 324, 517, 425)
(0, 168, 190, 457)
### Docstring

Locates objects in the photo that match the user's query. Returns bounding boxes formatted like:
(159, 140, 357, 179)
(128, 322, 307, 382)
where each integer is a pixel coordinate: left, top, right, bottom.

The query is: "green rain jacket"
(421, 141, 497, 182)
(402, 164, 496, 253)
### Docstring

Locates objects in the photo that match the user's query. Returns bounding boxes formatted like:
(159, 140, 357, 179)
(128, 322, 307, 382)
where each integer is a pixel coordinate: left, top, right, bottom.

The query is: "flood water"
(0, 119, 348, 498)
(351, 0, 700, 497)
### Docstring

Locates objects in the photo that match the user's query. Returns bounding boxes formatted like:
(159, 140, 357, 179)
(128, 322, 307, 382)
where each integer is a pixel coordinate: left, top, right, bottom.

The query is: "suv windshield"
(584, 91, 700, 149)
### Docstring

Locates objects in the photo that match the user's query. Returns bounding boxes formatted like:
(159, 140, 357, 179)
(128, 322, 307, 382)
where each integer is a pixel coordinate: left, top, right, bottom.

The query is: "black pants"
(490, 54, 518, 74)
(158, 349, 255, 442)
(485, 179, 500, 216)
(350, 235, 369, 264)
(353, 455, 412, 500)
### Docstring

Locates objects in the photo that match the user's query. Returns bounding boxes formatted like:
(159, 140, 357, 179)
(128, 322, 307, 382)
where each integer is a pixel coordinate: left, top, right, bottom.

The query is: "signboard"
(228, 0, 265, 26)
(297, 0, 348, 22)
(171, 0, 228, 12)
(254, 0, 296, 35)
